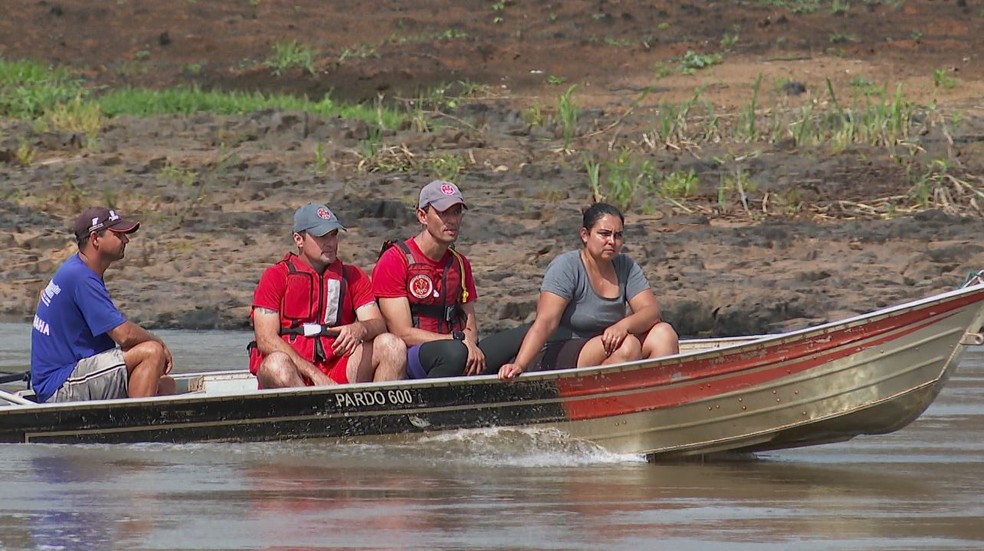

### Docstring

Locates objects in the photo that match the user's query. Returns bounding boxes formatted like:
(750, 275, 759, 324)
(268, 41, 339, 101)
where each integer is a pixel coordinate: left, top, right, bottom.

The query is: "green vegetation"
(0, 58, 84, 118)
(720, 27, 740, 52)
(756, 0, 824, 14)
(336, 30, 469, 67)
(490, 0, 511, 24)
(183, 63, 204, 76)
(640, 78, 918, 153)
(427, 154, 468, 181)
(829, 33, 857, 44)
(555, 85, 580, 152)
(16, 138, 36, 166)
(338, 43, 378, 63)
(591, 72, 982, 218)
(311, 143, 330, 176)
(933, 68, 957, 90)
(648, 88, 719, 148)
(159, 161, 197, 187)
(758, 0, 902, 14)
(264, 40, 317, 76)
(99, 86, 390, 124)
(830, 0, 850, 15)
(717, 165, 757, 215)
(0, 56, 404, 131)
(2, 52, 980, 222)
(387, 28, 468, 46)
(659, 170, 699, 199)
(41, 94, 103, 145)
(678, 51, 722, 74)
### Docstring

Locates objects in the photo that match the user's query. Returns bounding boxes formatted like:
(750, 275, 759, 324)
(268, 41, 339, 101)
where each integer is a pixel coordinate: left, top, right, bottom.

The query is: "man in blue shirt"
(30, 206, 174, 403)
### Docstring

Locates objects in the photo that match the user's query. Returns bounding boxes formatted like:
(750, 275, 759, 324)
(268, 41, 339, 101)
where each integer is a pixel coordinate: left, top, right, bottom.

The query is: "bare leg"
(372, 333, 407, 382)
(576, 335, 642, 367)
(639, 322, 680, 359)
(346, 333, 407, 383)
(257, 351, 306, 388)
(157, 376, 177, 396)
(123, 341, 167, 398)
(346, 342, 372, 383)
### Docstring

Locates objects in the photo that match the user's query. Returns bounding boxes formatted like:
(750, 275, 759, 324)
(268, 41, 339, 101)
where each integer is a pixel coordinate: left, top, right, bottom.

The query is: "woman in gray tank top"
(498, 203, 679, 379)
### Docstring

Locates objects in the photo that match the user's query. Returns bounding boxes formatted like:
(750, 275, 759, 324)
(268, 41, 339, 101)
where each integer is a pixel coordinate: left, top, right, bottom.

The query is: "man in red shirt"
(372, 180, 526, 378)
(251, 203, 406, 387)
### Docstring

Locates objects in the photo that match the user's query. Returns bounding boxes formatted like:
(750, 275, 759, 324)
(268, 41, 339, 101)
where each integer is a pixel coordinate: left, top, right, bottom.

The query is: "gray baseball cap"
(293, 203, 347, 236)
(418, 180, 467, 211)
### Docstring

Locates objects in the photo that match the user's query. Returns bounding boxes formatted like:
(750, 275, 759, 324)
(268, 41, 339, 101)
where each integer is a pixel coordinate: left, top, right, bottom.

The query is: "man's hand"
(161, 342, 174, 375)
(331, 321, 368, 357)
(462, 338, 486, 376)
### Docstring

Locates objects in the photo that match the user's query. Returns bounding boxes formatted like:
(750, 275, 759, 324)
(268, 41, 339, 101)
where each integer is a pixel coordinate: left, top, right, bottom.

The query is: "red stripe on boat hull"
(557, 290, 981, 421)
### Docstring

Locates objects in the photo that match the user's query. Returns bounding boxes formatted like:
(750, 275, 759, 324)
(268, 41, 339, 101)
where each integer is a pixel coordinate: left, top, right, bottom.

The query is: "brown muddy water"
(1, 323, 982, 551)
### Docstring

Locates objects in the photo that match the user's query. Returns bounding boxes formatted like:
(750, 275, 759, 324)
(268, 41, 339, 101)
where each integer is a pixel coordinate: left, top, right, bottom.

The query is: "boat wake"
(409, 426, 647, 467)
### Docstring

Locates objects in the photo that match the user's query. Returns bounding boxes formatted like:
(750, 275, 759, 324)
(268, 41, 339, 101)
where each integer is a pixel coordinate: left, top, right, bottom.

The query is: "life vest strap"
(278, 324, 341, 338)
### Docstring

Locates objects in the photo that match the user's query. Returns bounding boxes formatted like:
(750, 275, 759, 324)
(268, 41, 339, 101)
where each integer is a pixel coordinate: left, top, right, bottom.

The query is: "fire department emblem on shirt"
(409, 274, 435, 299)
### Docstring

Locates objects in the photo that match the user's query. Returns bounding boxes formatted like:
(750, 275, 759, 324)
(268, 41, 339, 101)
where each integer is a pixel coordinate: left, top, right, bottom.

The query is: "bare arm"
(621, 290, 662, 334)
(499, 291, 568, 380)
(253, 308, 333, 385)
(594, 289, 662, 357)
(458, 302, 486, 376)
(107, 320, 163, 351)
(107, 320, 173, 373)
(330, 303, 388, 357)
(353, 302, 388, 339)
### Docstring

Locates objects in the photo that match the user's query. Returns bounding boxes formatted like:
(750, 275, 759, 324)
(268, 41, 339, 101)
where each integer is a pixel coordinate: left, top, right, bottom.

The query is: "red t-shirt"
(371, 238, 478, 333)
(252, 255, 374, 383)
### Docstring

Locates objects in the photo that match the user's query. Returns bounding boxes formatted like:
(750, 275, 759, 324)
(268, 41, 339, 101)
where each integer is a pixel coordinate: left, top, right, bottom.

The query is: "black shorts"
(528, 338, 592, 372)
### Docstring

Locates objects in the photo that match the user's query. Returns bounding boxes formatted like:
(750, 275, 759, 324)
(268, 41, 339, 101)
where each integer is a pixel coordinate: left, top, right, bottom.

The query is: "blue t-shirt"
(30, 255, 126, 402)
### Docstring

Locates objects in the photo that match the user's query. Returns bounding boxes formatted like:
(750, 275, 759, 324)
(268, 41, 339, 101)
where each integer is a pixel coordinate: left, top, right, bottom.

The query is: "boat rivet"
(715, 405, 720, 409)
(742, 406, 747, 410)
(707, 406, 713, 411)
(772, 390, 777, 394)
(737, 397, 743, 402)
(802, 411, 808, 415)
(776, 398, 781, 402)
(794, 390, 799, 395)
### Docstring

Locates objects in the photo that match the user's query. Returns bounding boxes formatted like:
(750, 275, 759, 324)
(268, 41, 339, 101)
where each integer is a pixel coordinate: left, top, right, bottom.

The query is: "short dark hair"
(76, 228, 106, 249)
(582, 202, 624, 231)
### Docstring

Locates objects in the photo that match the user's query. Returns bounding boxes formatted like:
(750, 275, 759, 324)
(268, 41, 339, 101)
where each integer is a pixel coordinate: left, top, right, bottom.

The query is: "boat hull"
(3, 283, 983, 457)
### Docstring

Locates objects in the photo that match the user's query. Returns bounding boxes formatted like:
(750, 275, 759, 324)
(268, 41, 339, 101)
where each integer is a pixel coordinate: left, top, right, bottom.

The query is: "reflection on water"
(1, 324, 983, 550)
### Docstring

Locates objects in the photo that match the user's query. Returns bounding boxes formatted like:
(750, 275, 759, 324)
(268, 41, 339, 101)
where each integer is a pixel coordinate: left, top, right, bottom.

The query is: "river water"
(1, 323, 982, 550)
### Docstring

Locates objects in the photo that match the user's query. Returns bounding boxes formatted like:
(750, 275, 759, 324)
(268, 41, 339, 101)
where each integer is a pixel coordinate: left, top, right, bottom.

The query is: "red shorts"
(308, 354, 350, 385)
(249, 343, 351, 387)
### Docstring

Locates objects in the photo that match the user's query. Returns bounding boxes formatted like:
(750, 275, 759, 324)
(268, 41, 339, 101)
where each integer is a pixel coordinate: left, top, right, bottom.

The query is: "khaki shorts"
(49, 348, 129, 403)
